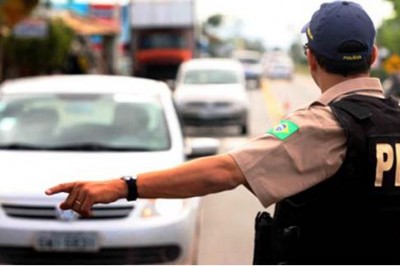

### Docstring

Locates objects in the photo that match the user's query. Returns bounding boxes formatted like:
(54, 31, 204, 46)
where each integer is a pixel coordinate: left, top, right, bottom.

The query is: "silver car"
(0, 75, 218, 264)
(174, 58, 249, 135)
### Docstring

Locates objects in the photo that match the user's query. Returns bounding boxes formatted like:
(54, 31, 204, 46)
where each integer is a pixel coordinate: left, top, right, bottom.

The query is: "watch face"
(122, 176, 131, 181)
(123, 175, 137, 181)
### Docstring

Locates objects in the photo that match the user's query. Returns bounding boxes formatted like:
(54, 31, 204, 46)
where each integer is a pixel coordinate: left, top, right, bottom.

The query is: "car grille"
(1, 204, 134, 220)
(0, 245, 181, 264)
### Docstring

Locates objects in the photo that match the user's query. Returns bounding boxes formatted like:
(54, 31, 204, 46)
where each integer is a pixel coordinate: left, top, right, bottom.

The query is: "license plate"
(34, 232, 99, 252)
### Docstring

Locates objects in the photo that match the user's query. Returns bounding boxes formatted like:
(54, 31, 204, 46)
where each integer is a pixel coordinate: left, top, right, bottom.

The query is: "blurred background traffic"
(0, 0, 398, 88)
(0, 0, 400, 265)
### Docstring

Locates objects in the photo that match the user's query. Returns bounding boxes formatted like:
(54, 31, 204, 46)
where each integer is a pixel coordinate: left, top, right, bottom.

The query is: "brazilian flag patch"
(268, 120, 299, 140)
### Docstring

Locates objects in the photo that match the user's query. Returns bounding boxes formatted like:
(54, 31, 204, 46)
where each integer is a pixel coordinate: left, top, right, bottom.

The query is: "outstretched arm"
(45, 153, 246, 217)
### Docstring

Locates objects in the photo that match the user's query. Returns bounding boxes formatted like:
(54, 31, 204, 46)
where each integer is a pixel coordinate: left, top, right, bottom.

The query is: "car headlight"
(141, 199, 187, 218)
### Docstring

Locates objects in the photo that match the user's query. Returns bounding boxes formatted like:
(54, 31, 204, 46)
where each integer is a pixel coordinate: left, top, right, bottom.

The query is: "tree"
(2, 17, 75, 79)
(290, 41, 307, 65)
(201, 14, 233, 57)
(0, 0, 40, 81)
(377, 20, 400, 56)
(201, 13, 265, 57)
(0, 0, 39, 27)
(377, 0, 400, 54)
(374, 0, 400, 79)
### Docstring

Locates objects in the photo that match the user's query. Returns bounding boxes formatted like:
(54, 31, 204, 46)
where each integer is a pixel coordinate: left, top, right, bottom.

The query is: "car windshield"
(139, 33, 187, 49)
(0, 93, 171, 151)
(183, 69, 239, 84)
(238, 58, 260, 64)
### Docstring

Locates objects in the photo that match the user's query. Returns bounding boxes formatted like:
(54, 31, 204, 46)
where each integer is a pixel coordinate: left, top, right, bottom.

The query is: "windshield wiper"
(0, 143, 50, 150)
(45, 143, 154, 152)
(0, 142, 155, 152)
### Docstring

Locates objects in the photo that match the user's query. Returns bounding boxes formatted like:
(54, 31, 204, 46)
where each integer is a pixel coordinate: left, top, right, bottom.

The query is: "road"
(195, 73, 321, 264)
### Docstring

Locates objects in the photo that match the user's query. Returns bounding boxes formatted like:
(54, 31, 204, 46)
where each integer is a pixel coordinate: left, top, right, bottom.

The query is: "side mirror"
(185, 137, 220, 159)
(165, 79, 176, 91)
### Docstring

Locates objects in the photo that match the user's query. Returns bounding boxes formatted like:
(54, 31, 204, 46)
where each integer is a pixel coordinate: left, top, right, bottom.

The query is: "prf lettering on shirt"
(375, 143, 400, 187)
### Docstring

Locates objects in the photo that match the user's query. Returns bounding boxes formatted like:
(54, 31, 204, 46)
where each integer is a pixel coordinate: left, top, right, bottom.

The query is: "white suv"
(174, 58, 249, 135)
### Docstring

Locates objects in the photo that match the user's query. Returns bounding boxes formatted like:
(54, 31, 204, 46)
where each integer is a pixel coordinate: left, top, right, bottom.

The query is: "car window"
(139, 33, 187, 49)
(183, 69, 239, 84)
(0, 93, 171, 151)
(237, 58, 260, 64)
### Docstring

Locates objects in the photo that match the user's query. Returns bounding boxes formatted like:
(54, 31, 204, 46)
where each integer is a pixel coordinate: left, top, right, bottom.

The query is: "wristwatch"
(121, 175, 138, 201)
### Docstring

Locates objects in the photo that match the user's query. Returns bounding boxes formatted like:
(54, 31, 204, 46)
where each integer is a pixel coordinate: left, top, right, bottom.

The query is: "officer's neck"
(316, 70, 370, 93)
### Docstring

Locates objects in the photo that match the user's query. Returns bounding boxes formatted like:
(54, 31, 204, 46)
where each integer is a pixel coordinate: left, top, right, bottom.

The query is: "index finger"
(45, 182, 75, 195)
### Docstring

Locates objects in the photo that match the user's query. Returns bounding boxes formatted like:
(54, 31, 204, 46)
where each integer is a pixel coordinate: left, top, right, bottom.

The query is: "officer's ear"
(370, 45, 379, 66)
(307, 50, 318, 72)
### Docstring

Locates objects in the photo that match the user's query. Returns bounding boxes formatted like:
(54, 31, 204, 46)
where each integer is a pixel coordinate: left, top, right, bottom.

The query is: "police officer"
(46, 1, 400, 264)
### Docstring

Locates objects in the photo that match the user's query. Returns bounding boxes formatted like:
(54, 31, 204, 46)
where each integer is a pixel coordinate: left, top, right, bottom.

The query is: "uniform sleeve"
(228, 105, 346, 208)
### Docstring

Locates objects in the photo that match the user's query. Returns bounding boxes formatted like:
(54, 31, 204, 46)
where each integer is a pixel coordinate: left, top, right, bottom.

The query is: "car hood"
(0, 150, 182, 198)
(174, 84, 247, 103)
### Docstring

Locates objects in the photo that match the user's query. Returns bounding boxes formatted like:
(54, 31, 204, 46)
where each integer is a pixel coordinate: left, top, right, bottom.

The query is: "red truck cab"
(133, 28, 194, 80)
(130, 0, 195, 82)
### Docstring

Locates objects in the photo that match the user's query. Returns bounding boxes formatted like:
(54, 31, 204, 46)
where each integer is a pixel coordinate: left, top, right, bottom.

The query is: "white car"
(174, 58, 249, 135)
(0, 75, 218, 264)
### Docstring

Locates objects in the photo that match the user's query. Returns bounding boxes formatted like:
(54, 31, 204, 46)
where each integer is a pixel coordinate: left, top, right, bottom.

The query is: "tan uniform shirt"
(229, 77, 384, 208)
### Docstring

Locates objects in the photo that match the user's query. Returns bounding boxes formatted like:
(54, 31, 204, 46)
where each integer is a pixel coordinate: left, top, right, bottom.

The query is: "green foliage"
(206, 14, 224, 27)
(201, 13, 266, 57)
(4, 17, 74, 75)
(290, 41, 307, 65)
(377, 0, 400, 53)
(374, 0, 400, 77)
(371, 67, 389, 81)
(0, 0, 39, 27)
(377, 18, 400, 55)
(386, 0, 400, 15)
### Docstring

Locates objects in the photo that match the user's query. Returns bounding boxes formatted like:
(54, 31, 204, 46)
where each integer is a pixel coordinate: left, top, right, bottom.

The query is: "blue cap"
(302, 1, 376, 62)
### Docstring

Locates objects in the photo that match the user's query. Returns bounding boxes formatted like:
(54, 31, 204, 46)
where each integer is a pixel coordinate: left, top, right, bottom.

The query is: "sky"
(195, 0, 394, 50)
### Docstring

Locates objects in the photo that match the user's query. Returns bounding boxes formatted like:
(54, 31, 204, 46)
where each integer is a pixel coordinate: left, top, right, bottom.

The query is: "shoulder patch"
(267, 120, 299, 140)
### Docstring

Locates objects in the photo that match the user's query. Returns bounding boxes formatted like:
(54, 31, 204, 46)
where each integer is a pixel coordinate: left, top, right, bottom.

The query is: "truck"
(130, 0, 196, 83)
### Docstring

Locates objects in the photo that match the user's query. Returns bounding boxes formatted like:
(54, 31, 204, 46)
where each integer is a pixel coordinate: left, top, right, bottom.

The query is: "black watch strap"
(121, 176, 138, 201)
